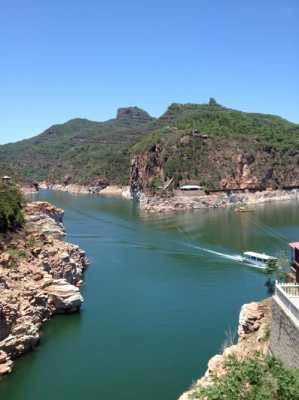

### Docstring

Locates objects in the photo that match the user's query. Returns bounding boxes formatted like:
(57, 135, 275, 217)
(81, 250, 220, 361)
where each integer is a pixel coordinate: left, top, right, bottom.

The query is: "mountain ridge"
(1, 101, 298, 189)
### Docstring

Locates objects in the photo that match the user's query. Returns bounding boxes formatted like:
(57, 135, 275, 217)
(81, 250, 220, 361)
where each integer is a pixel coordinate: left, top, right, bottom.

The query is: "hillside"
(0, 107, 157, 186)
(130, 101, 299, 194)
(1, 100, 299, 190)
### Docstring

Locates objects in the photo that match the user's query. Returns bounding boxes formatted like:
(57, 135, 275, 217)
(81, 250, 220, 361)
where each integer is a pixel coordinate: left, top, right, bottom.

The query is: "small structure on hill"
(289, 242, 299, 282)
(2, 176, 11, 184)
(180, 184, 202, 191)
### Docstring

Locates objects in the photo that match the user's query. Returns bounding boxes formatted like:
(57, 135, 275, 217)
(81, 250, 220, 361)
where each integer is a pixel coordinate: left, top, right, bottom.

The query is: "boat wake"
(186, 243, 243, 262)
(183, 243, 266, 270)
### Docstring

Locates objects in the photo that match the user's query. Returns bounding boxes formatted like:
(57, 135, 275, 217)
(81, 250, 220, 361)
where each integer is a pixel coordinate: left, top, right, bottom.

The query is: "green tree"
(0, 183, 24, 232)
(264, 258, 289, 294)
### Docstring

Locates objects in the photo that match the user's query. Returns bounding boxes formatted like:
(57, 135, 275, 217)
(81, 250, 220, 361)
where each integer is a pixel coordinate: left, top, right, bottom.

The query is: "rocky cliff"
(130, 135, 299, 197)
(0, 202, 88, 376)
(178, 299, 271, 399)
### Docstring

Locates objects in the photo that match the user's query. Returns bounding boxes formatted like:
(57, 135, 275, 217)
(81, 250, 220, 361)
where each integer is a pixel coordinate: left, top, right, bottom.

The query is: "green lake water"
(0, 191, 298, 400)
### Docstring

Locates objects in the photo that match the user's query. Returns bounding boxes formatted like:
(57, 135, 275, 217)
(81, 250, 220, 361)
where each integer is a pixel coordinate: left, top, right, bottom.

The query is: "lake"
(1, 190, 298, 400)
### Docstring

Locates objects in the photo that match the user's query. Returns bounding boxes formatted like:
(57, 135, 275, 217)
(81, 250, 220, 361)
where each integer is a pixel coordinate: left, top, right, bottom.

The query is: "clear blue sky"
(0, 0, 298, 144)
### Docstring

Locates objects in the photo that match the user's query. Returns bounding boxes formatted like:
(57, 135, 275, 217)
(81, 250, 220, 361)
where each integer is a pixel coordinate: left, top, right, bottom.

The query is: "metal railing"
(275, 282, 299, 323)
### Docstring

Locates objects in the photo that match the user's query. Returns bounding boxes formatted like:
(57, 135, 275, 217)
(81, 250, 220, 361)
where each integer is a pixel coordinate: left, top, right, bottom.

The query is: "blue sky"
(0, 0, 298, 144)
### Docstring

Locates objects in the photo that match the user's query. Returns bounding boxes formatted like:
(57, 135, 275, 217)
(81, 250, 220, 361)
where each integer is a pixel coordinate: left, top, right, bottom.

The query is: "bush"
(193, 354, 299, 400)
(0, 184, 24, 232)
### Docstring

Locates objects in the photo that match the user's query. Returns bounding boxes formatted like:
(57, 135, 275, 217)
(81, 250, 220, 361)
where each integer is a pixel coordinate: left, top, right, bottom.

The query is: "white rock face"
(44, 279, 84, 312)
(138, 189, 299, 213)
(121, 186, 133, 199)
(39, 182, 133, 199)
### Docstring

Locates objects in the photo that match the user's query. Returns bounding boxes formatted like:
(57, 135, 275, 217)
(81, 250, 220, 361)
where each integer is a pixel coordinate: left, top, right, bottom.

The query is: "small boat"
(242, 251, 278, 269)
(235, 206, 253, 213)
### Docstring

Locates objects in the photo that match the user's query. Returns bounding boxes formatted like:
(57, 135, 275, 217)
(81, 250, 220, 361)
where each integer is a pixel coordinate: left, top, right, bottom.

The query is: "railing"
(275, 282, 299, 324)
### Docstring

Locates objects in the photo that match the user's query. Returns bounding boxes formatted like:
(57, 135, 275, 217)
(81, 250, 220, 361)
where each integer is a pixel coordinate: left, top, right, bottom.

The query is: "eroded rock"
(0, 201, 89, 376)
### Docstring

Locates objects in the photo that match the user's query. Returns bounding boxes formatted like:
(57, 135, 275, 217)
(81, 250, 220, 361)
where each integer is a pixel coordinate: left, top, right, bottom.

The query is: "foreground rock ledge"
(178, 299, 272, 399)
(0, 201, 89, 377)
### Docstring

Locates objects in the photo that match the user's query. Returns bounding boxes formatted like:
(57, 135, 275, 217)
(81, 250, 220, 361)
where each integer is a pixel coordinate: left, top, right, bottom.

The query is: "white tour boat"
(242, 251, 278, 269)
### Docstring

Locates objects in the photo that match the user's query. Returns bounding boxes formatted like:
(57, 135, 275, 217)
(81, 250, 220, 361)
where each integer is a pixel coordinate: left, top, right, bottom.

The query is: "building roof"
(289, 242, 299, 250)
(180, 185, 202, 190)
(243, 251, 277, 261)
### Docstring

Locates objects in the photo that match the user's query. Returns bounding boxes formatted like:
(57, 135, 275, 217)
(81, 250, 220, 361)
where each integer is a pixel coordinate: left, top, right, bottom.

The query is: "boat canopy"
(243, 251, 277, 261)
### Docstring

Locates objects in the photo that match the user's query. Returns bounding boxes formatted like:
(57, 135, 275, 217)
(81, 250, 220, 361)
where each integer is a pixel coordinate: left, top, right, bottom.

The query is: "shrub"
(193, 354, 299, 400)
(0, 183, 24, 232)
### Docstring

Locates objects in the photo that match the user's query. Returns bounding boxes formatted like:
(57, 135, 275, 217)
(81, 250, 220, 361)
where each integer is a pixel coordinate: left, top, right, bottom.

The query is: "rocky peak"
(116, 107, 153, 124)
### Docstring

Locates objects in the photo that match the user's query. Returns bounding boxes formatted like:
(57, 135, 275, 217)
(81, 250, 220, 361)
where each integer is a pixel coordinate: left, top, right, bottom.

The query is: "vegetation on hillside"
(1, 102, 298, 188)
(132, 103, 299, 190)
(0, 182, 24, 233)
(193, 354, 299, 400)
(0, 110, 158, 185)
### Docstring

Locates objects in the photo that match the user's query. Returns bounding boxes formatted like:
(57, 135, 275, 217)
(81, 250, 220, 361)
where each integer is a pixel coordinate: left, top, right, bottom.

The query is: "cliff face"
(178, 299, 272, 399)
(130, 135, 299, 197)
(0, 202, 88, 376)
(130, 143, 165, 200)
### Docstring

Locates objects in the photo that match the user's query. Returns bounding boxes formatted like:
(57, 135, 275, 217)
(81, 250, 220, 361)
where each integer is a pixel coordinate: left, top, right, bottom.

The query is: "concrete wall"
(270, 297, 299, 368)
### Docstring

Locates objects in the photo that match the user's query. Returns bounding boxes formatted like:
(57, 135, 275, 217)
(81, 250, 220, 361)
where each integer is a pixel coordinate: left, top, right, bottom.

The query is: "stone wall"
(270, 297, 299, 369)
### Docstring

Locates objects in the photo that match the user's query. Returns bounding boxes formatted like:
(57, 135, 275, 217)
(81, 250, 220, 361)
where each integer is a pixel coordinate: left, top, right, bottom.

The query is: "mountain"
(130, 102, 299, 193)
(1, 101, 299, 190)
(0, 107, 158, 185)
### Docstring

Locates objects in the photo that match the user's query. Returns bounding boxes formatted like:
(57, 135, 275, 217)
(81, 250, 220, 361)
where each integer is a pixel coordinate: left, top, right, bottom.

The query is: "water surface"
(1, 191, 298, 400)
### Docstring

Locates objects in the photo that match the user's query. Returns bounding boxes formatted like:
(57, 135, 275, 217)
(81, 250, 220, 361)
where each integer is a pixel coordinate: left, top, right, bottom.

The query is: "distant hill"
(0, 107, 158, 185)
(1, 101, 299, 190)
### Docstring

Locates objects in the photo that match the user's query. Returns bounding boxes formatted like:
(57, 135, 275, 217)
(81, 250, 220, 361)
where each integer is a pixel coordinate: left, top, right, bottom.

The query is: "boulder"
(44, 279, 83, 313)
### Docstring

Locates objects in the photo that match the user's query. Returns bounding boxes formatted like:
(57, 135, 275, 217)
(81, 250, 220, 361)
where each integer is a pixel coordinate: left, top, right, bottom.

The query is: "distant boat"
(235, 206, 254, 213)
(242, 251, 278, 269)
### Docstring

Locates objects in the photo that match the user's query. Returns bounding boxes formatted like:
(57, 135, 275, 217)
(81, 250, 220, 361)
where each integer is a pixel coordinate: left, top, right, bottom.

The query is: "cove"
(1, 190, 298, 400)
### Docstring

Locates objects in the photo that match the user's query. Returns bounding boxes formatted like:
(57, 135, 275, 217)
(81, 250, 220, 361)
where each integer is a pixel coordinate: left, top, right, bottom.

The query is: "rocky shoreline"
(0, 201, 89, 376)
(39, 182, 132, 199)
(178, 299, 271, 399)
(138, 188, 299, 213)
(36, 182, 299, 214)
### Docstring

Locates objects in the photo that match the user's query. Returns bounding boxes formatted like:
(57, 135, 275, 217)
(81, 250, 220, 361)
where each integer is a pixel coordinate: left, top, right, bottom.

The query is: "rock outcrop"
(116, 107, 154, 124)
(178, 299, 271, 399)
(39, 182, 132, 199)
(130, 130, 299, 212)
(0, 202, 89, 377)
(137, 189, 299, 213)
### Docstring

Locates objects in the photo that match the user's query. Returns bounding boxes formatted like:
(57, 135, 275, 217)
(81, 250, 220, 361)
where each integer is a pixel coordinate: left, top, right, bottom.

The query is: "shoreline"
(38, 182, 132, 199)
(0, 201, 89, 376)
(36, 183, 299, 213)
(138, 188, 299, 213)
